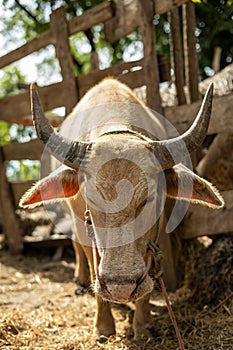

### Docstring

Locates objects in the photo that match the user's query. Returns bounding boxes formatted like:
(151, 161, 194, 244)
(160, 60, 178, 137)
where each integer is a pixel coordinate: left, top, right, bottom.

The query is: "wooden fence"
(0, 0, 232, 290)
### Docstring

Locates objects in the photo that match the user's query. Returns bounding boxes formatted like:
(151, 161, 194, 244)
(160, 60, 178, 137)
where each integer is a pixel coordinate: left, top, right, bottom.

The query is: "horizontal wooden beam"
(77, 59, 145, 97)
(2, 139, 43, 161)
(1, 83, 233, 136)
(69, 1, 114, 36)
(154, 0, 190, 15)
(164, 92, 233, 136)
(0, 82, 65, 126)
(0, 31, 54, 69)
(24, 235, 72, 249)
(181, 190, 233, 239)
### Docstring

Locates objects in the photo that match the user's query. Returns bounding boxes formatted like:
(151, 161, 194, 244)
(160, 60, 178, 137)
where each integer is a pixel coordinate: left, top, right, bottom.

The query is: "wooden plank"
(104, 0, 140, 43)
(69, 1, 114, 36)
(139, 0, 162, 113)
(24, 235, 72, 249)
(197, 134, 233, 178)
(0, 31, 54, 69)
(0, 82, 65, 125)
(11, 181, 35, 207)
(77, 59, 145, 97)
(0, 2, 113, 69)
(182, 2, 199, 103)
(3, 139, 43, 161)
(50, 7, 78, 113)
(168, 8, 187, 105)
(104, 0, 190, 43)
(181, 190, 233, 239)
(0, 148, 23, 253)
(164, 93, 233, 137)
(154, 0, 190, 15)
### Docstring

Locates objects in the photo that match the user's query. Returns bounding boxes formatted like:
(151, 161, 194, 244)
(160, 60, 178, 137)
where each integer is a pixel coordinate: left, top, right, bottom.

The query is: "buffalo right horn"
(150, 83, 214, 169)
(30, 83, 92, 169)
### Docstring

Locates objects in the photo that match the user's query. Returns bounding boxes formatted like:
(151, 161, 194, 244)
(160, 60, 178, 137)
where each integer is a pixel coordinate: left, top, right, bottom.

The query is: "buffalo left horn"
(150, 83, 214, 169)
(30, 83, 92, 169)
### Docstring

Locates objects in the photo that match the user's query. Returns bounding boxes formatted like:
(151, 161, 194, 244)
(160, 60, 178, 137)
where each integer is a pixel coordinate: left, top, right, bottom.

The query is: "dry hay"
(0, 249, 232, 350)
(186, 235, 233, 308)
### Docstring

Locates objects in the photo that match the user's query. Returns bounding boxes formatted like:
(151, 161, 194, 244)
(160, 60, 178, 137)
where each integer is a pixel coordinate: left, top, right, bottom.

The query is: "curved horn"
(30, 83, 92, 169)
(150, 83, 214, 169)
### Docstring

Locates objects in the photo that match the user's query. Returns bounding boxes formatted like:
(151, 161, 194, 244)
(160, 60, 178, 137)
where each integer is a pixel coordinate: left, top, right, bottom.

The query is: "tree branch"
(15, 0, 40, 24)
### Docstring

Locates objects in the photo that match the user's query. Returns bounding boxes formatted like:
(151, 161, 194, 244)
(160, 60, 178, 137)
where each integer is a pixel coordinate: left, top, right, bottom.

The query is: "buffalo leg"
(133, 293, 152, 339)
(94, 295, 115, 338)
(72, 240, 90, 288)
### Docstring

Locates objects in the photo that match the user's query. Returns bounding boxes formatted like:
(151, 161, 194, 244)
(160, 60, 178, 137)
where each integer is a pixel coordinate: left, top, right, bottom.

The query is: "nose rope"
(147, 179, 185, 350)
(84, 210, 112, 299)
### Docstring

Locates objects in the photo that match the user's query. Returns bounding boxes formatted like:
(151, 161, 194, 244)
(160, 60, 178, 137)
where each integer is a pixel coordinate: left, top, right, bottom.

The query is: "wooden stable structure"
(0, 0, 232, 290)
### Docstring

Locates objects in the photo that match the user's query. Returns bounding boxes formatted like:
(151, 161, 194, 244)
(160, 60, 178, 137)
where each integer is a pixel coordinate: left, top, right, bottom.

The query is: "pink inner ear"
(191, 178, 219, 206)
(165, 165, 224, 208)
(22, 175, 79, 206)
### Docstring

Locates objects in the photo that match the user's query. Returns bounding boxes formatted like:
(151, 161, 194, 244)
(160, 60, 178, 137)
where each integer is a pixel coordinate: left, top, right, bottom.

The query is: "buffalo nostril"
(105, 283, 137, 302)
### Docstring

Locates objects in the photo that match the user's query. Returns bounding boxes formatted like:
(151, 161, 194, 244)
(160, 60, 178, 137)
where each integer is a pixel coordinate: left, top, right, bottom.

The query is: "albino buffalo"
(20, 77, 223, 339)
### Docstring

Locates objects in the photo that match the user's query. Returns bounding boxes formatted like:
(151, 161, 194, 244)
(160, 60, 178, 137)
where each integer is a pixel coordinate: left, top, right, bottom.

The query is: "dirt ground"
(0, 247, 232, 350)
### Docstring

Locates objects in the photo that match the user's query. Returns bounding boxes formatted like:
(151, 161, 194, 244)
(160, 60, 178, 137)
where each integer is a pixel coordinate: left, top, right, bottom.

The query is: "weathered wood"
(69, 1, 114, 36)
(168, 8, 187, 105)
(212, 46, 222, 73)
(77, 59, 144, 97)
(0, 2, 113, 70)
(182, 2, 199, 103)
(0, 31, 54, 69)
(104, 0, 140, 43)
(104, 0, 190, 43)
(164, 93, 233, 136)
(139, 0, 162, 113)
(11, 180, 35, 207)
(50, 7, 78, 113)
(181, 190, 233, 239)
(24, 235, 72, 249)
(157, 54, 170, 83)
(197, 134, 233, 178)
(3, 139, 43, 161)
(154, 0, 190, 15)
(0, 82, 65, 125)
(196, 134, 233, 191)
(0, 148, 23, 253)
(90, 51, 99, 71)
(1, 85, 233, 137)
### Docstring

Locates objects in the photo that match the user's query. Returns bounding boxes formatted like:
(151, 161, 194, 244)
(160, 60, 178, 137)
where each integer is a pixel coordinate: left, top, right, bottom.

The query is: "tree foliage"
(195, 0, 233, 78)
(0, 0, 232, 180)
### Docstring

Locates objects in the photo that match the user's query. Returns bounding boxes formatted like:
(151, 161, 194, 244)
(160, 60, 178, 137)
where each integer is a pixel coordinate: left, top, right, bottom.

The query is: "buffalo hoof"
(133, 323, 157, 341)
(73, 277, 89, 295)
(93, 328, 116, 343)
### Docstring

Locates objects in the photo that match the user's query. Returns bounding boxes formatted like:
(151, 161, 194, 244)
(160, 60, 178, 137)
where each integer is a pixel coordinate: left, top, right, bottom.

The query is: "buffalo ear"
(19, 166, 79, 208)
(165, 164, 224, 208)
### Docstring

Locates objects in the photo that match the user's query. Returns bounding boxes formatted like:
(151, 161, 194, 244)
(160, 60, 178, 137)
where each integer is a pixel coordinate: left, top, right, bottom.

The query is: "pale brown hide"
(20, 78, 224, 340)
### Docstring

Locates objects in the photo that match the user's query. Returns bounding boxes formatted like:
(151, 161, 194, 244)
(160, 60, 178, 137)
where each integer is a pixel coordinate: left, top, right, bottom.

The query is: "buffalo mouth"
(95, 275, 153, 303)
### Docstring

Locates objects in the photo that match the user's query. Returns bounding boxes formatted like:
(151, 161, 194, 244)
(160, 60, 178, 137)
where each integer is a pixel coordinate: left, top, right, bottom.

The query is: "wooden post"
(183, 1, 200, 168)
(0, 148, 23, 253)
(182, 2, 199, 103)
(139, 0, 182, 290)
(90, 51, 99, 71)
(50, 7, 78, 114)
(138, 0, 162, 114)
(169, 8, 187, 105)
